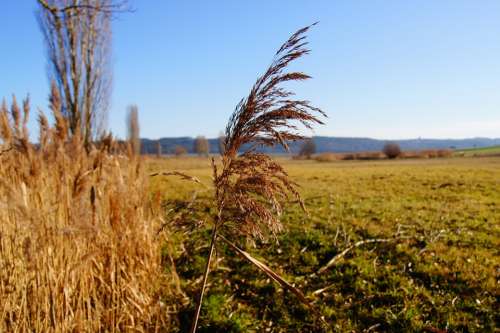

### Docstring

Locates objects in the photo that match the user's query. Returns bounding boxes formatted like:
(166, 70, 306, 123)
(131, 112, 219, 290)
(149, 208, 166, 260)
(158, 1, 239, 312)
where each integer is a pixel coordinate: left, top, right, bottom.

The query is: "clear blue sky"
(1, 1, 499, 140)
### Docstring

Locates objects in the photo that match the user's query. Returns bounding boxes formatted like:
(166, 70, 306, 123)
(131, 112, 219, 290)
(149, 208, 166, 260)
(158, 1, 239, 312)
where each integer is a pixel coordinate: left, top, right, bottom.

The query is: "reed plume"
(190, 23, 326, 332)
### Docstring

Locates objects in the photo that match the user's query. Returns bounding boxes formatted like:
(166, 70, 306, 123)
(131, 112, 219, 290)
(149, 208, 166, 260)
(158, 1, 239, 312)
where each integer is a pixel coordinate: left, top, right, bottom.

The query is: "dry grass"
(0, 94, 182, 332)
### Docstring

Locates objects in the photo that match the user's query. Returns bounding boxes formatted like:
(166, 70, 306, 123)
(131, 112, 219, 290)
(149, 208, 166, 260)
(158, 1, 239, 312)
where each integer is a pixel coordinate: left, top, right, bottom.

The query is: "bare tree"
(155, 140, 162, 158)
(126, 104, 140, 155)
(193, 135, 209, 156)
(383, 142, 401, 159)
(299, 138, 316, 159)
(36, 0, 128, 147)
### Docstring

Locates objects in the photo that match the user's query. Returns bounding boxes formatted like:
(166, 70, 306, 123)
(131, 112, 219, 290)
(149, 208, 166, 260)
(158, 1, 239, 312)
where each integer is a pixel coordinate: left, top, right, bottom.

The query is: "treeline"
(141, 137, 220, 155)
(140, 136, 500, 155)
(313, 149, 454, 162)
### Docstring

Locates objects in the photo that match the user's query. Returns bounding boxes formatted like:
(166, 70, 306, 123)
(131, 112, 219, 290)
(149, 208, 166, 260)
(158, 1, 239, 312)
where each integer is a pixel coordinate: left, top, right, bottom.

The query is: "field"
(3, 3, 499, 332)
(148, 156, 500, 332)
(456, 145, 500, 157)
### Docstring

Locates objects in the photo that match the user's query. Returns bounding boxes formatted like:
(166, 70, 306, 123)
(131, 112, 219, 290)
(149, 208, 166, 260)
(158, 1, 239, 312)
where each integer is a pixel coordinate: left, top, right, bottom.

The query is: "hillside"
(141, 136, 500, 155)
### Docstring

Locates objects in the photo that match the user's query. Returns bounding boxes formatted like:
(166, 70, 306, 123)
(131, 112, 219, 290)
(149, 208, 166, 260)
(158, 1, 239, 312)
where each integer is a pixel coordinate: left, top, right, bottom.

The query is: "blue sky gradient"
(1, 1, 499, 139)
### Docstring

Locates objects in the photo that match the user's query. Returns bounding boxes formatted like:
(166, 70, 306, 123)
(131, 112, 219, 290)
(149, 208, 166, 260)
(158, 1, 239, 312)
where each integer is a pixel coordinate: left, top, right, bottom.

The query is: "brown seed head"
(216, 23, 324, 240)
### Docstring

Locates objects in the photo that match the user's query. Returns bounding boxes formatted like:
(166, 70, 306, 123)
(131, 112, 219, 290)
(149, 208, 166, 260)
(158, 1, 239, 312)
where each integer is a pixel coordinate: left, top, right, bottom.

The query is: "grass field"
(456, 145, 500, 157)
(149, 156, 500, 332)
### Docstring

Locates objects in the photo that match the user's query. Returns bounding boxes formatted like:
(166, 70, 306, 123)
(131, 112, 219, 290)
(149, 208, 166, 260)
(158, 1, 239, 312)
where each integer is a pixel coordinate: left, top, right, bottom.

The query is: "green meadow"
(149, 156, 500, 332)
(457, 146, 500, 157)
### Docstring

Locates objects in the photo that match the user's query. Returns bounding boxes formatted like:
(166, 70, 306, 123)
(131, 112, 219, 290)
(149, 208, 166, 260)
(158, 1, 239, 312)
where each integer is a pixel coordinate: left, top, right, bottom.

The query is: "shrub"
(420, 149, 437, 158)
(340, 153, 356, 160)
(437, 149, 453, 158)
(400, 150, 421, 159)
(355, 151, 384, 160)
(383, 143, 402, 159)
(313, 152, 387, 162)
(400, 149, 451, 159)
(314, 152, 338, 162)
(174, 145, 188, 156)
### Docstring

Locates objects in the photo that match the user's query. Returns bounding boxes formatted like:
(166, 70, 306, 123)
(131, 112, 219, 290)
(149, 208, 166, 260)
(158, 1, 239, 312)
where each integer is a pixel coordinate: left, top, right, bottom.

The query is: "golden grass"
(0, 95, 182, 332)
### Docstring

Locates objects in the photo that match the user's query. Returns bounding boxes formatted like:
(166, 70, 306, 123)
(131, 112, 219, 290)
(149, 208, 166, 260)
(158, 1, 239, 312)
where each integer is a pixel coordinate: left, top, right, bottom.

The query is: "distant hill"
(140, 136, 500, 155)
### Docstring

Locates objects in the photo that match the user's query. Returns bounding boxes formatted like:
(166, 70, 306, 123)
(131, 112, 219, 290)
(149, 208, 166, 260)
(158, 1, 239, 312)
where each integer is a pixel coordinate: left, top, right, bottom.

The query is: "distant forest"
(141, 136, 500, 155)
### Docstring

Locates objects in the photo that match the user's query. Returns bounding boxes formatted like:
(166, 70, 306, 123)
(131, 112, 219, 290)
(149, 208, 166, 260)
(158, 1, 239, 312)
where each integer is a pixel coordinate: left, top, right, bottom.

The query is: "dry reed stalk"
(315, 236, 414, 275)
(0, 93, 182, 332)
(190, 23, 326, 332)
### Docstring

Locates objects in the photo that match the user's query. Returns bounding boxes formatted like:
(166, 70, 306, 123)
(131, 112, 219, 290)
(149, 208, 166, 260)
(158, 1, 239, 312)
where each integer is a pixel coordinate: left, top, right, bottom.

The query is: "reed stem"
(189, 221, 219, 333)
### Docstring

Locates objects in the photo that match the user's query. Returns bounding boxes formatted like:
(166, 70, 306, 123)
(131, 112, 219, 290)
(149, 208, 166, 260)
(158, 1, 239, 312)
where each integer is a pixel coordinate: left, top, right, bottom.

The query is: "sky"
(1, 1, 499, 140)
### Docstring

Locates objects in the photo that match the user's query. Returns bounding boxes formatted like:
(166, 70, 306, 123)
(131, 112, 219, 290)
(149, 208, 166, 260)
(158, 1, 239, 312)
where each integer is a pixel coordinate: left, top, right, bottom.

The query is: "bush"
(355, 151, 385, 160)
(314, 152, 338, 162)
(437, 149, 453, 158)
(420, 149, 437, 158)
(400, 151, 421, 159)
(340, 153, 356, 160)
(383, 143, 402, 159)
(174, 145, 188, 156)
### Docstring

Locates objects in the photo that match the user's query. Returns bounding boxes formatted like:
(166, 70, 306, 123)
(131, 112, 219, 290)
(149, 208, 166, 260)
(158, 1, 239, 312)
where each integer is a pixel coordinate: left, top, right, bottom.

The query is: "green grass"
(456, 145, 500, 156)
(149, 156, 500, 332)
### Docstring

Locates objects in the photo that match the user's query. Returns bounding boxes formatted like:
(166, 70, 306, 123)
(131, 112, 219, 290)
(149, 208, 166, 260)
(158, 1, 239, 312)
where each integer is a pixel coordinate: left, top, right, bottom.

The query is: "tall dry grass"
(0, 92, 181, 332)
